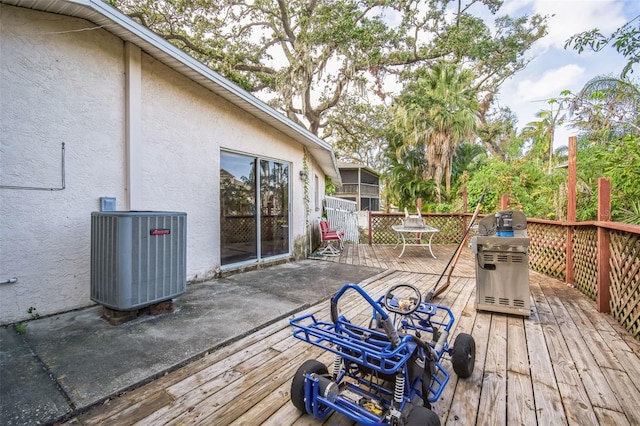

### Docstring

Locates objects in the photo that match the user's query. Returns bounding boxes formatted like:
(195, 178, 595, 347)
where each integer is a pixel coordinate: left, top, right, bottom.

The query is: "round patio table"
(392, 224, 439, 258)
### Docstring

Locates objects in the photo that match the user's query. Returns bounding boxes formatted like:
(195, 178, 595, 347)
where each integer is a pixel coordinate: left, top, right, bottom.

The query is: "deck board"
(506, 316, 536, 426)
(69, 245, 640, 426)
(523, 295, 567, 425)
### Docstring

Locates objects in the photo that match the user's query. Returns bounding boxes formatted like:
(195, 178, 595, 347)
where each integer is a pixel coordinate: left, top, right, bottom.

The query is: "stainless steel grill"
(471, 211, 530, 316)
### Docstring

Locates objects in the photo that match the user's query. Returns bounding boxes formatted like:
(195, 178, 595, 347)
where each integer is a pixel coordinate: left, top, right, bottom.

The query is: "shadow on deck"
(69, 245, 640, 425)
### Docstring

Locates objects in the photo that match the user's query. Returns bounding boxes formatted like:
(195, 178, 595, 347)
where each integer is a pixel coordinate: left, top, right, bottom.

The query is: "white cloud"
(530, 0, 627, 52)
(514, 64, 585, 102)
(491, 1, 637, 147)
(499, 0, 535, 16)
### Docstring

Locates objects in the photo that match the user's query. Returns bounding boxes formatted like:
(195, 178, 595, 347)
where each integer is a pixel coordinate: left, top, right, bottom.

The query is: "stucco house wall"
(137, 52, 311, 279)
(0, 3, 333, 324)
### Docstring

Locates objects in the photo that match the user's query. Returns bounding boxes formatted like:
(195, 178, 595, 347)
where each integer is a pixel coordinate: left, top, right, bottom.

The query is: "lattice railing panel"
(368, 214, 640, 339)
(222, 216, 255, 244)
(369, 214, 465, 245)
(609, 231, 640, 340)
(572, 226, 598, 300)
(369, 214, 404, 244)
(528, 222, 566, 280)
(423, 215, 465, 244)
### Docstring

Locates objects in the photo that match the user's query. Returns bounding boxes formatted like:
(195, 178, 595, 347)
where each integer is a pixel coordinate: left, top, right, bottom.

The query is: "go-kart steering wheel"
(384, 283, 422, 315)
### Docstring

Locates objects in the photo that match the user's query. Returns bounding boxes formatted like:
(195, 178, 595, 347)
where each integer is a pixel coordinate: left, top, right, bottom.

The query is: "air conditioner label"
(150, 229, 170, 236)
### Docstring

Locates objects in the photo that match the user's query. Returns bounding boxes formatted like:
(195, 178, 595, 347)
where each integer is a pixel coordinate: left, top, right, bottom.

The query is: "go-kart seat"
(338, 322, 435, 407)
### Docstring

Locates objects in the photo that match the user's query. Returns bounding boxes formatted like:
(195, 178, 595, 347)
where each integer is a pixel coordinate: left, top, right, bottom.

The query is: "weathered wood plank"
(160, 346, 324, 424)
(559, 293, 623, 371)
(593, 407, 631, 426)
(432, 278, 477, 423)
(506, 372, 536, 426)
(506, 316, 528, 375)
(74, 313, 302, 425)
(523, 293, 567, 425)
(262, 402, 305, 426)
(506, 316, 536, 425)
(68, 247, 640, 426)
(601, 367, 640, 425)
(216, 351, 336, 425)
(530, 279, 599, 425)
(543, 285, 622, 412)
(445, 308, 491, 425)
(97, 391, 174, 426)
(476, 314, 507, 426)
(228, 379, 291, 426)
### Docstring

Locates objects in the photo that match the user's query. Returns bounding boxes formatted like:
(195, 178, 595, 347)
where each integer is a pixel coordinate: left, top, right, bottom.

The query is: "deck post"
(501, 194, 508, 210)
(596, 177, 611, 313)
(462, 172, 468, 213)
(368, 211, 372, 245)
(461, 177, 468, 236)
(566, 136, 577, 286)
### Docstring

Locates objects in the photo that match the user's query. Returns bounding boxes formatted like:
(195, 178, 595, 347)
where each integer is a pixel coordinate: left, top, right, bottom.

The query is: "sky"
(494, 0, 640, 149)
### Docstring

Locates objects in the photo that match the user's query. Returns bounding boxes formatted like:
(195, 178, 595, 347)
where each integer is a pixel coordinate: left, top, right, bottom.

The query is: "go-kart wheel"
(406, 406, 441, 426)
(384, 283, 422, 315)
(291, 359, 329, 412)
(451, 333, 475, 379)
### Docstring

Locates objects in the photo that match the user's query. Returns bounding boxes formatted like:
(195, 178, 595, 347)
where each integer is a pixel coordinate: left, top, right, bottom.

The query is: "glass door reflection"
(260, 159, 289, 257)
(220, 152, 290, 266)
(220, 152, 257, 265)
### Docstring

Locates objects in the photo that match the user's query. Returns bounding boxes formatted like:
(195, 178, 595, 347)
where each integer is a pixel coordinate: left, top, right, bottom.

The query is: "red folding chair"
(318, 219, 344, 256)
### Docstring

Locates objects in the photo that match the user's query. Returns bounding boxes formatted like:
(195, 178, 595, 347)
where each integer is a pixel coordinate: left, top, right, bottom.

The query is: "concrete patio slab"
(0, 259, 383, 425)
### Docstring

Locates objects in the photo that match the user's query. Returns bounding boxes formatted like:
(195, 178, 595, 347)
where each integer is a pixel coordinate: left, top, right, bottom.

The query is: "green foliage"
(324, 177, 335, 195)
(617, 200, 640, 225)
(465, 157, 568, 218)
(569, 76, 640, 139)
(382, 130, 435, 210)
(476, 104, 520, 161)
(459, 131, 640, 223)
(577, 134, 640, 222)
(565, 15, 639, 78)
(520, 102, 567, 173)
(328, 97, 389, 168)
(451, 142, 486, 187)
(391, 60, 479, 202)
(109, 0, 547, 147)
(15, 323, 27, 334)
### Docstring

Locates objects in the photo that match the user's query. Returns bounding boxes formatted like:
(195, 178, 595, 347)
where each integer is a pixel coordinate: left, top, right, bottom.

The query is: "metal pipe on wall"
(0, 143, 65, 191)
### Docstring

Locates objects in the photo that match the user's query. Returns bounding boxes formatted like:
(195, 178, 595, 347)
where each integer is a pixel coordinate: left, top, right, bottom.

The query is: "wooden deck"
(69, 245, 640, 425)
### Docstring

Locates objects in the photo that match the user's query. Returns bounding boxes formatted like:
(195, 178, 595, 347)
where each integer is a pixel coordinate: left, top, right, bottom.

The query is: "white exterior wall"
(138, 54, 315, 278)
(0, 7, 126, 324)
(0, 6, 324, 324)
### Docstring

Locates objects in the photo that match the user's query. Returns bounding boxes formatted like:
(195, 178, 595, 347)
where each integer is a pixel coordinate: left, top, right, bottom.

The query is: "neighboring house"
(333, 162, 380, 211)
(0, 0, 340, 324)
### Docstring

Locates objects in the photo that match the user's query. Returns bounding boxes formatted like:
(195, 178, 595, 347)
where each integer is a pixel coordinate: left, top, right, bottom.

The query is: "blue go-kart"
(289, 282, 475, 426)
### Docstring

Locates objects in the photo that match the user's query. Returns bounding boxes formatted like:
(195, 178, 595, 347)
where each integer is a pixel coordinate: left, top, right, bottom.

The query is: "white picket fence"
(324, 196, 359, 243)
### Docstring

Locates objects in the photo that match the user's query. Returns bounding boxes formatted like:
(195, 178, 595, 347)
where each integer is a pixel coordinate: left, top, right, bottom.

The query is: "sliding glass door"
(260, 159, 289, 258)
(220, 151, 289, 266)
(220, 152, 257, 264)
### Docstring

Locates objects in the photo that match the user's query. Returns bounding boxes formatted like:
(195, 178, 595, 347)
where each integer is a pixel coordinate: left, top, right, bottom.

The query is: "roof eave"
(1, 0, 341, 183)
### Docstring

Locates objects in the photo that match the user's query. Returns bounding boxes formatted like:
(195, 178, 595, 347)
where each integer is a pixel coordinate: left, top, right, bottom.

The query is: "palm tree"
(393, 61, 479, 203)
(383, 127, 435, 209)
(451, 142, 486, 186)
(570, 76, 640, 139)
(521, 103, 565, 173)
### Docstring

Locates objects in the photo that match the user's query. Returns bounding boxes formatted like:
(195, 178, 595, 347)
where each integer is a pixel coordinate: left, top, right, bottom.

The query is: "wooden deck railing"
(367, 212, 640, 339)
